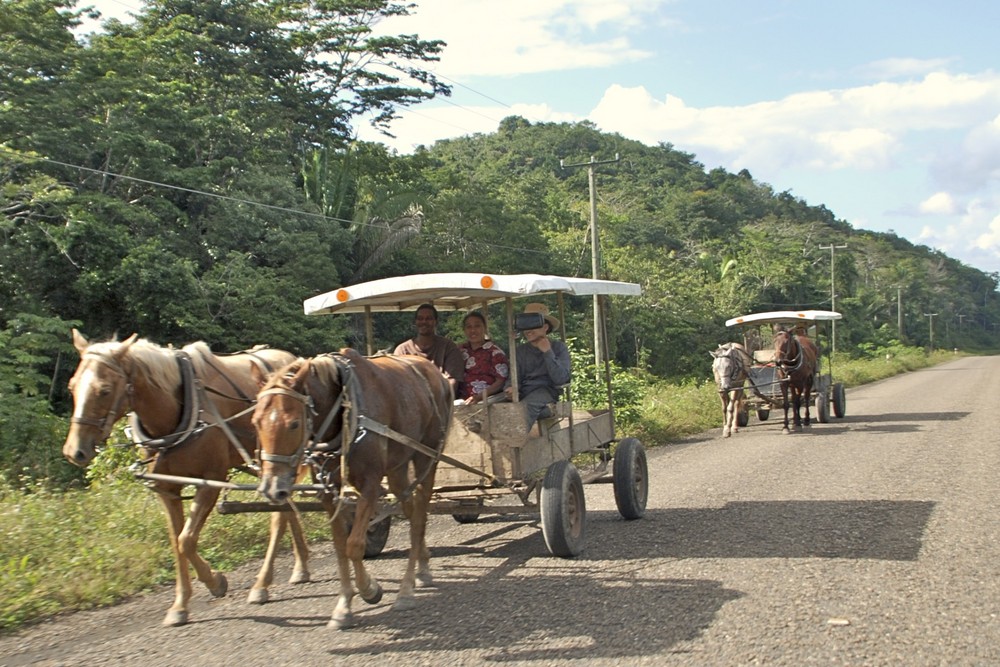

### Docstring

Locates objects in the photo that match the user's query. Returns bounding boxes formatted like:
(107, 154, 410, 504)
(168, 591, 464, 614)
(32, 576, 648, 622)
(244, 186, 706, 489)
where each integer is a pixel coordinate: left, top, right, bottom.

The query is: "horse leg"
(248, 511, 309, 604)
(326, 498, 359, 630)
(733, 390, 744, 434)
(157, 489, 194, 627)
(720, 394, 731, 437)
(393, 460, 436, 610)
(781, 389, 791, 434)
(177, 487, 229, 599)
(346, 481, 384, 606)
(803, 380, 813, 427)
(286, 511, 311, 584)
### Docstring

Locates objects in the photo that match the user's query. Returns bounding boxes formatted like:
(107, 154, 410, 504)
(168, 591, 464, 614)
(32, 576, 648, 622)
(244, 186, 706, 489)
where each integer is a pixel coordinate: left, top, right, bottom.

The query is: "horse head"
(63, 329, 140, 466)
(773, 328, 802, 372)
(252, 358, 315, 503)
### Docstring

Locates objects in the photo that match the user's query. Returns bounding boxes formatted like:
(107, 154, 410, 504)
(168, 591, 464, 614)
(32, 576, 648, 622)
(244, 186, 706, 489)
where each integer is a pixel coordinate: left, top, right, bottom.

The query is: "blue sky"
(83, 1, 1000, 275)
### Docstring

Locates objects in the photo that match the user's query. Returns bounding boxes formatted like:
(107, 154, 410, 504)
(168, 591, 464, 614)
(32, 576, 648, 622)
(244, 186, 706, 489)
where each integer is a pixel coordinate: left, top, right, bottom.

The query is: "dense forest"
(3, 0, 999, 483)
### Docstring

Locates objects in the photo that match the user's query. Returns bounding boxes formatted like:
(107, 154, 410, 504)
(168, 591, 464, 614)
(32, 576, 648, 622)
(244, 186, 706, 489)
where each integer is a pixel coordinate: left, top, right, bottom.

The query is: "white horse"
(711, 342, 752, 437)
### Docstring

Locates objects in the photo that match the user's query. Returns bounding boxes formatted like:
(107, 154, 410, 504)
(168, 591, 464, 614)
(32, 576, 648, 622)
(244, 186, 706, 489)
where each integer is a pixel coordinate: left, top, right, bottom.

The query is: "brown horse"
(252, 350, 453, 629)
(773, 327, 818, 433)
(711, 342, 752, 437)
(63, 330, 309, 627)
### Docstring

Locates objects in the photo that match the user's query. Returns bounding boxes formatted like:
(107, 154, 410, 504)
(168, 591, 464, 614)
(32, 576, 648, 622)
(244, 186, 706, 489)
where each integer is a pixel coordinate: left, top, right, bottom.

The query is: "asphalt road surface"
(4, 355, 999, 666)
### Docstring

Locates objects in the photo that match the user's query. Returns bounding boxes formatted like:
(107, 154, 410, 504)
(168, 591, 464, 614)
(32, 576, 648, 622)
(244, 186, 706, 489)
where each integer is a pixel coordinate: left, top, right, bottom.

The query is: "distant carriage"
(724, 310, 847, 430)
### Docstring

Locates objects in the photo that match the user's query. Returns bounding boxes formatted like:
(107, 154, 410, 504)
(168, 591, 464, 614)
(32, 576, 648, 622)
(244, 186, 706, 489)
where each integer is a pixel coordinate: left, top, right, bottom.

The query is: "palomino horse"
(711, 342, 752, 437)
(252, 350, 453, 629)
(63, 330, 308, 627)
(773, 327, 819, 433)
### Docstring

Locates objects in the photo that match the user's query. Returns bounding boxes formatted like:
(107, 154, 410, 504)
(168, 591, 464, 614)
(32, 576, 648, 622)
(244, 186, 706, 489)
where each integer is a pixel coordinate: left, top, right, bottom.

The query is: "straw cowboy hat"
(522, 303, 560, 331)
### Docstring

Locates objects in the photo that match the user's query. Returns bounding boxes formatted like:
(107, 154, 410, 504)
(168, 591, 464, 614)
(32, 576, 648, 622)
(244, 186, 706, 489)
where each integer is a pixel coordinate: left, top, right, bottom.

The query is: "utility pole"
(819, 243, 847, 355)
(924, 313, 938, 351)
(561, 153, 620, 371)
(895, 286, 903, 341)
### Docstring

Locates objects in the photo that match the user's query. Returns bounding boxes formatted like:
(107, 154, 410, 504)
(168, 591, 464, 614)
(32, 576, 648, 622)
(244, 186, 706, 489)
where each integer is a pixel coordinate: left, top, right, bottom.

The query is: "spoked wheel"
(540, 460, 586, 557)
(345, 515, 392, 558)
(613, 438, 647, 520)
(832, 383, 846, 418)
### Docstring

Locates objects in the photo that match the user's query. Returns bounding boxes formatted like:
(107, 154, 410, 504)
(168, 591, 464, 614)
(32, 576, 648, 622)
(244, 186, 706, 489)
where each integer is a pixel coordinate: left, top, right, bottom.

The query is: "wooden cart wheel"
(613, 437, 648, 520)
(757, 409, 770, 421)
(832, 383, 846, 418)
(815, 392, 830, 424)
(345, 515, 392, 558)
(540, 460, 585, 557)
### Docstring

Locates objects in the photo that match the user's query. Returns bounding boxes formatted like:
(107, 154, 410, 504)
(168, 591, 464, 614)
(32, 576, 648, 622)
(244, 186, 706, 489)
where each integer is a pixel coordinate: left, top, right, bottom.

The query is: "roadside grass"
(0, 346, 971, 632)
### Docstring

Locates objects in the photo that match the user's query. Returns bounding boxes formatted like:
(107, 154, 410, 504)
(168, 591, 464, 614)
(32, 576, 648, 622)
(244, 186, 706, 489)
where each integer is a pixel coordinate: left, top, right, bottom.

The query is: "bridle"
(256, 356, 351, 471)
(714, 346, 746, 393)
(775, 332, 804, 373)
(69, 352, 133, 444)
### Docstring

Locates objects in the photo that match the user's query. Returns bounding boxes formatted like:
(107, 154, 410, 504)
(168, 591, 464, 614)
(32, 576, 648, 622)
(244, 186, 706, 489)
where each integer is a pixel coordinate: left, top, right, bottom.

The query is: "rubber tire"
(613, 438, 648, 520)
(452, 510, 481, 524)
(757, 409, 770, 421)
(540, 460, 586, 558)
(345, 515, 392, 558)
(815, 392, 830, 424)
(736, 408, 749, 428)
(832, 383, 846, 418)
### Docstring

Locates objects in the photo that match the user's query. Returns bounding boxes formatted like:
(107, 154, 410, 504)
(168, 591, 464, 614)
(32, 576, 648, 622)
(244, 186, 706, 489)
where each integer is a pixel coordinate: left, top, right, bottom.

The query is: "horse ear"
(72, 328, 89, 355)
(291, 359, 311, 388)
(250, 363, 268, 389)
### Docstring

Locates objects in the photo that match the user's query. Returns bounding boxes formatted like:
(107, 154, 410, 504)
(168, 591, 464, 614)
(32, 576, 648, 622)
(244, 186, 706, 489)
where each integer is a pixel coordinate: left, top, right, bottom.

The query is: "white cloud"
(919, 192, 957, 215)
(856, 57, 956, 80)
(589, 72, 1000, 176)
(374, 0, 665, 77)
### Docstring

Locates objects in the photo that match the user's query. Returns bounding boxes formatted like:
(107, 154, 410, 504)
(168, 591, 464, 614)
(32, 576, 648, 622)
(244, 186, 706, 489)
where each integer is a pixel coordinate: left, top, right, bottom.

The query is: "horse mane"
(87, 337, 216, 394)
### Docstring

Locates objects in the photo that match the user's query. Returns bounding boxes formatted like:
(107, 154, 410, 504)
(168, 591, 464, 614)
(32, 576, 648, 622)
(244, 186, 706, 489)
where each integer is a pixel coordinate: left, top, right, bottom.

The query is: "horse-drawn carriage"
(724, 310, 846, 428)
(298, 272, 648, 558)
(62, 272, 646, 628)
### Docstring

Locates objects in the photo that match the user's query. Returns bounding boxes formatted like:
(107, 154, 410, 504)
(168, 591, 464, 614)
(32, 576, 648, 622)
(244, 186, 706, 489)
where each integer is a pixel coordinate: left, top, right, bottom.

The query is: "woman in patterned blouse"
(458, 311, 509, 404)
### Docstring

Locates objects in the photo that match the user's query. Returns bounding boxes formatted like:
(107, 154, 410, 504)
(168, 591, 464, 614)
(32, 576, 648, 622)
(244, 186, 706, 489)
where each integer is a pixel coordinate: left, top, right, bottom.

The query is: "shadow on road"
(581, 500, 934, 562)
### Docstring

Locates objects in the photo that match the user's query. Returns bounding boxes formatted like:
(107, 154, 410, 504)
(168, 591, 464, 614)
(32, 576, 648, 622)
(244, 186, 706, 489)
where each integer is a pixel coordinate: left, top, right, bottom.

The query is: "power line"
(1, 147, 549, 256)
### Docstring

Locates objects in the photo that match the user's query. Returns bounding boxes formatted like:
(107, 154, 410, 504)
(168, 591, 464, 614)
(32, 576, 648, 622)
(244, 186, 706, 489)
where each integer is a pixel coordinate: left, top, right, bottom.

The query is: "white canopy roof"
(304, 273, 642, 316)
(725, 310, 842, 327)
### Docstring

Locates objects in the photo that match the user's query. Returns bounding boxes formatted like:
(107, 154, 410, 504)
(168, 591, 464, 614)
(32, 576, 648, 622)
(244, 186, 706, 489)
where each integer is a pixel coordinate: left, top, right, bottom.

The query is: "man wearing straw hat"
(504, 303, 571, 431)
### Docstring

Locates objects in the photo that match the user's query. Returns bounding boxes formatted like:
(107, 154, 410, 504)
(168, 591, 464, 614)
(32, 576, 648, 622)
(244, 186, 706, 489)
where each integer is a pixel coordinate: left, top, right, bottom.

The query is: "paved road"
(4, 356, 1000, 666)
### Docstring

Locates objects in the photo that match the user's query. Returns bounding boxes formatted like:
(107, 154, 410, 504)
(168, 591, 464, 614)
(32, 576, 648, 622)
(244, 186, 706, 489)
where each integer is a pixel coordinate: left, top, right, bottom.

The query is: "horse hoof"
(360, 582, 383, 605)
(163, 610, 188, 627)
(247, 588, 269, 605)
(208, 573, 228, 598)
(416, 572, 435, 589)
(289, 569, 310, 585)
(393, 595, 418, 612)
(328, 612, 356, 630)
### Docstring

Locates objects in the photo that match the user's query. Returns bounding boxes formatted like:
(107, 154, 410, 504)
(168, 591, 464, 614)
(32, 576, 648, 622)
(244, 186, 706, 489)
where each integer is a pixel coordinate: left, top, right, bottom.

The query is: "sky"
(81, 0, 1000, 276)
